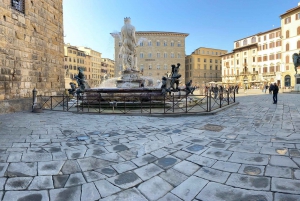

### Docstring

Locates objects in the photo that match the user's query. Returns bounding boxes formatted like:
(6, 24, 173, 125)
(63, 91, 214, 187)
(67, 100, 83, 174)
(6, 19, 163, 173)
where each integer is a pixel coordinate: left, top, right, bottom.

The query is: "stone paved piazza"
(0, 90, 300, 201)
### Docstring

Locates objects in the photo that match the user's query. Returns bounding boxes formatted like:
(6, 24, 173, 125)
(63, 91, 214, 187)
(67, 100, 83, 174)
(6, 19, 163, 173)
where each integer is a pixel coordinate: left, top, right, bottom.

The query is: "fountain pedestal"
(116, 70, 142, 88)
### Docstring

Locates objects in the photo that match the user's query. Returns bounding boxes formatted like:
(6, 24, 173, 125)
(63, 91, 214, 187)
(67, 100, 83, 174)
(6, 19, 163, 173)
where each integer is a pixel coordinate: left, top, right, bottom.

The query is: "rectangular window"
(285, 17, 291, 24)
(177, 53, 181, 58)
(286, 66, 289, 70)
(156, 41, 160, 46)
(164, 64, 167, 70)
(140, 53, 144, 58)
(237, 60, 239, 65)
(276, 65, 280, 72)
(215, 65, 218, 70)
(164, 53, 167, 58)
(276, 41, 281, 47)
(264, 35, 267, 41)
(204, 59, 207, 62)
(197, 64, 200, 69)
(157, 65, 160, 69)
(197, 58, 200, 62)
(253, 57, 255, 62)
(12, 0, 25, 13)
(296, 13, 300, 20)
(149, 65, 152, 69)
(270, 66, 275, 72)
(148, 53, 152, 58)
(210, 65, 212, 70)
(263, 56, 268, 61)
(276, 53, 281, 59)
(210, 59, 212, 63)
(204, 64, 207, 70)
(157, 53, 160, 58)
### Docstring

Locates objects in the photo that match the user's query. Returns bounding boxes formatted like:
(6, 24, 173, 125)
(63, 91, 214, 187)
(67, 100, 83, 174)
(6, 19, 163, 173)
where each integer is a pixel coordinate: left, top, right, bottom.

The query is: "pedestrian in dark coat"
(273, 83, 279, 104)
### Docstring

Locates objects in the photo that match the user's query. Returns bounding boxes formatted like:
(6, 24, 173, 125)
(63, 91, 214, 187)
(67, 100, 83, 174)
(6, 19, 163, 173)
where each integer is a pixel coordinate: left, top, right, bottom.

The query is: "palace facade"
(0, 0, 64, 113)
(222, 3, 300, 88)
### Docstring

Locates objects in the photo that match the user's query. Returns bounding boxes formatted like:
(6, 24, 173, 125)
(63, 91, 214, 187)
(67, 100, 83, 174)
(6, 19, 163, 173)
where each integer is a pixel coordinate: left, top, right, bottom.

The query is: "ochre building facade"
(185, 47, 227, 87)
(0, 0, 64, 113)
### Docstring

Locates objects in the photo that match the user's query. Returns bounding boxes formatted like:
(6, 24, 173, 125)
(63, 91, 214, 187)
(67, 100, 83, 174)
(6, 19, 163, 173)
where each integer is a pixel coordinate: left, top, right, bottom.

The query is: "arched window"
(140, 42, 144, 46)
(236, 42, 240, 48)
(286, 55, 289, 63)
(298, 40, 300, 49)
(251, 37, 256, 43)
(243, 39, 248, 46)
(148, 40, 152, 46)
(65, 65, 68, 69)
(69, 65, 72, 70)
(285, 75, 291, 87)
(286, 30, 290, 38)
(286, 43, 290, 51)
(298, 27, 300, 35)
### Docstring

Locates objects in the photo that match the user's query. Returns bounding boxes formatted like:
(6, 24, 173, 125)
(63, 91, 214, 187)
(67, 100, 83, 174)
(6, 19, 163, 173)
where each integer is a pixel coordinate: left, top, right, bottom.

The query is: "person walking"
(273, 83, 279, 104)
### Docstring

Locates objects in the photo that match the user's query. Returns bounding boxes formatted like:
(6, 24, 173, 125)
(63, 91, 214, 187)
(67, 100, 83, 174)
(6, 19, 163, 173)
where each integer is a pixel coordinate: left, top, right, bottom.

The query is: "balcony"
(262, 72, 275, 76)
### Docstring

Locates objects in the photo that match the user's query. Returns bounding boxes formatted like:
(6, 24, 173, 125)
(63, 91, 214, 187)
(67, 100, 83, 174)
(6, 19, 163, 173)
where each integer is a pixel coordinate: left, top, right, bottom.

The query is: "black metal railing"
(34, 89, 235, 115)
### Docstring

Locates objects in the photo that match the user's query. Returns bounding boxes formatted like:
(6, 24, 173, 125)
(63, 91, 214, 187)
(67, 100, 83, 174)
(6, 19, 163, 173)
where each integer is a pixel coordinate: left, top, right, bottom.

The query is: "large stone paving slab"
(197, 182, 273, 201)
(228, 152, 269, 165)
(171, 176, 208, 201)
(107, 171, 142, 189)
(99, 187, 147, 201)
(5, 162, 36, 177)
(3, 190, 49, 201)
(226, 173, 271, 191)
(50, 186, 81, 201)
(138, 176, 173, 200)
(272, 177, 300, 194)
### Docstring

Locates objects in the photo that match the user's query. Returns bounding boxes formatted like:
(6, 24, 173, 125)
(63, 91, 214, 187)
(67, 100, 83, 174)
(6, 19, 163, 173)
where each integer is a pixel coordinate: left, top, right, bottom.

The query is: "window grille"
(12, 0, 25, 13)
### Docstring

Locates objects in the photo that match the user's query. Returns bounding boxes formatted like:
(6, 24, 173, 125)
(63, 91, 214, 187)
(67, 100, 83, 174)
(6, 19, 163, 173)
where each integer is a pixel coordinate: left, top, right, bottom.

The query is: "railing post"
(206, 89, 209, 112)
(99, 93, 101, 113)
(50, 96, 53, 110)
(66, 95, 69, 111)
(150, 94, 152, 114)
(219, 90, 222, 108)
(209, 89, 211, 111)
(77, 94, 79, 112)
(164, 95, 166, 114)
(227, 90, 229, 105)
(186, 93, 188, 113)
(124, 97, 126, 114)
(32, 88, 37, 112)
(173, 94, 174, 113)
(234, 89, 235, 102)
(62, 94, 65, 111)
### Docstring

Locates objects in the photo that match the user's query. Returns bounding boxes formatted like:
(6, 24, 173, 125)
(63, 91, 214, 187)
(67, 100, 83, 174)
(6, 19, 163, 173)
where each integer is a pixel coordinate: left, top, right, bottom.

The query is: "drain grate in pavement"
(202, 124, 224, 132)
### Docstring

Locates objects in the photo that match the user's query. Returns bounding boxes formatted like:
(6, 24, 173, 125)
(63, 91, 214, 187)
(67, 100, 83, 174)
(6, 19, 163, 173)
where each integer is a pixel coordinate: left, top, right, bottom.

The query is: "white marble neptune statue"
(120, 17, 138, 71)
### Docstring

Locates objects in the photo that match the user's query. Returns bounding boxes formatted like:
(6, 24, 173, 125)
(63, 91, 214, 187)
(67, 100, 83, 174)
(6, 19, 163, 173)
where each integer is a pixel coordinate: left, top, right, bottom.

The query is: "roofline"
(257, 27, 281, 36)
(233, 43, 257, 52)
(192, 47, 228, 52)
(110, 31, 189, 37)
(234, 27, 280, 42)
(280, 5, 300, 17)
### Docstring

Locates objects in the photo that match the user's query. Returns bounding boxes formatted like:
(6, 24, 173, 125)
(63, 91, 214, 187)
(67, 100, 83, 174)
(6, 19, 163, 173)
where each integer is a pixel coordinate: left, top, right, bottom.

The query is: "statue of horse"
(293, 52, 300, 74)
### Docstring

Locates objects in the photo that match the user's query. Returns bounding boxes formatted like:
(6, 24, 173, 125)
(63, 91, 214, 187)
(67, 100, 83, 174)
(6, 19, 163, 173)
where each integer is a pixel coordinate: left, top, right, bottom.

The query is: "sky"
(63, 0, 300, 60)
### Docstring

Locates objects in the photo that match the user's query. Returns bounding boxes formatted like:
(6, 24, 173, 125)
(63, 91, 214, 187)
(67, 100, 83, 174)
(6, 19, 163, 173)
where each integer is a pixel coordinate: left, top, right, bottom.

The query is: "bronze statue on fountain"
(68, 67, 88, 97)
(293, 51, 300, 74)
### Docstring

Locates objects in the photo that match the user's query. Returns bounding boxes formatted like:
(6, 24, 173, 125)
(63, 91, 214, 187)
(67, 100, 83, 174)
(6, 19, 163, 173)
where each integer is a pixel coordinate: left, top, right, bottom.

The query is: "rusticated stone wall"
(0, 0, 64, 113)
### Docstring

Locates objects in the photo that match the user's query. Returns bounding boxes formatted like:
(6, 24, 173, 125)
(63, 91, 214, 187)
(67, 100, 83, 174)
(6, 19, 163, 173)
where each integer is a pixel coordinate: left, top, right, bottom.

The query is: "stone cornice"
(110, 31, 189, 37)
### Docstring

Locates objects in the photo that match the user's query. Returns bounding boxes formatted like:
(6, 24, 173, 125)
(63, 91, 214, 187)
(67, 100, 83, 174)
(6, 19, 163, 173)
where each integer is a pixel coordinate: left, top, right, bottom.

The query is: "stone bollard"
(32, 88, 43, 113)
